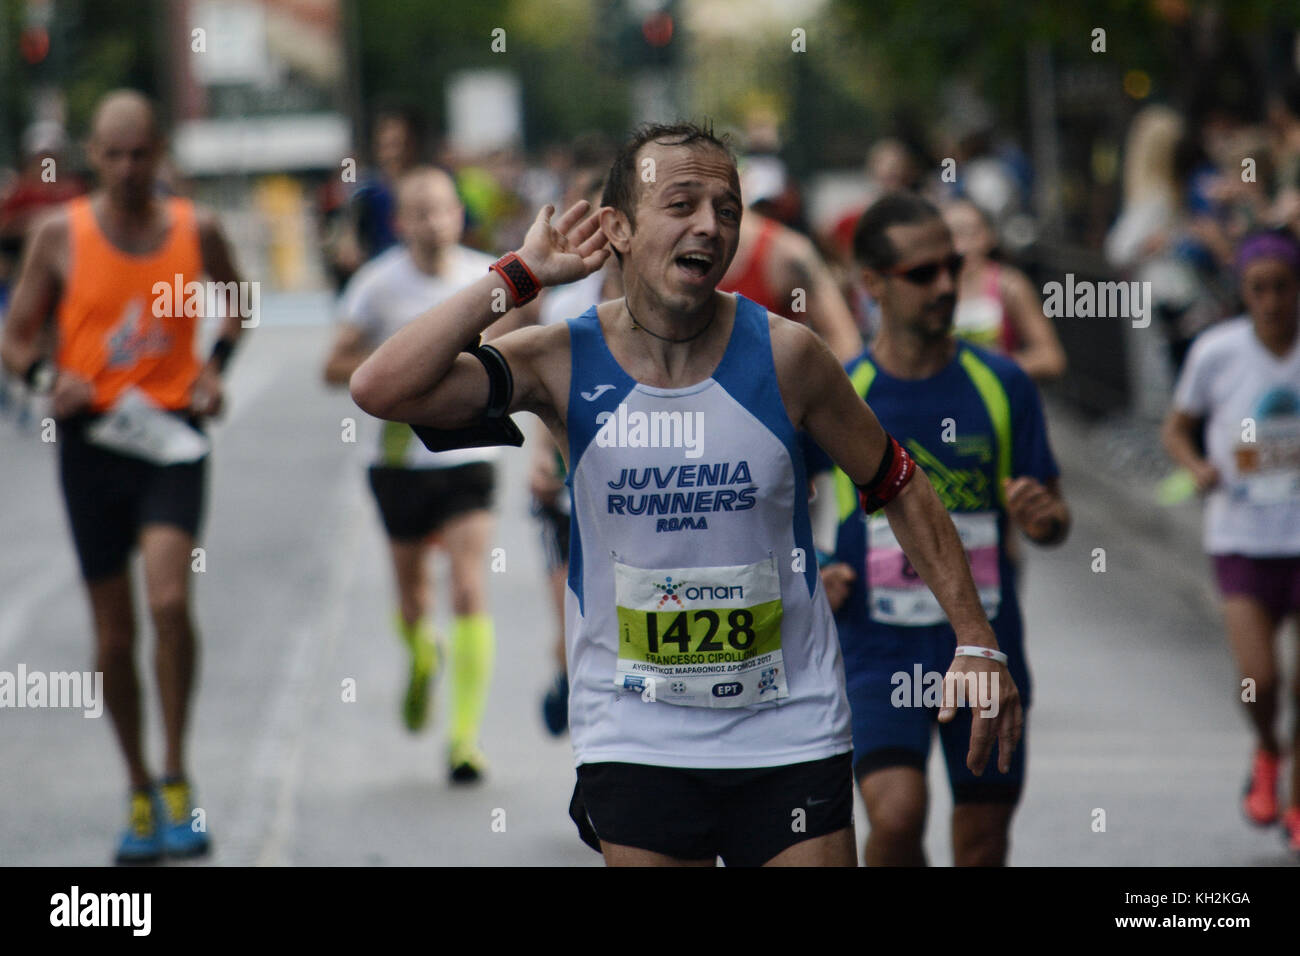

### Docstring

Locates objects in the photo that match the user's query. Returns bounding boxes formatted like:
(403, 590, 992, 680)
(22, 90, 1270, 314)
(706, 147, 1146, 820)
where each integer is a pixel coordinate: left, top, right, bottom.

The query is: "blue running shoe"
(542, 672, 569, 736)
(157, 777, 211, 859)
(114, 788, 162, 865)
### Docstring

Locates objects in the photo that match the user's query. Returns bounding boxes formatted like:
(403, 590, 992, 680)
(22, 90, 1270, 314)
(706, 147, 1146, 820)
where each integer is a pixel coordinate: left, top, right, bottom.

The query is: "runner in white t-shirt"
(1164, 229, 1300, 854)
(324, 166, 527, 783)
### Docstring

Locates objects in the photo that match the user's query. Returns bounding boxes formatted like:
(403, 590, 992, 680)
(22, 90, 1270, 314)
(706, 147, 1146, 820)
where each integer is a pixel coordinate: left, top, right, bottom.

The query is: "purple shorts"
(1212, 554, 1300, 619)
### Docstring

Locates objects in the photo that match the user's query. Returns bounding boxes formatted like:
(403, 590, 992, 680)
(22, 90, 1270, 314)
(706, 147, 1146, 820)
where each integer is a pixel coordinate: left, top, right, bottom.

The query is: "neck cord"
(627, 296, 717, 344)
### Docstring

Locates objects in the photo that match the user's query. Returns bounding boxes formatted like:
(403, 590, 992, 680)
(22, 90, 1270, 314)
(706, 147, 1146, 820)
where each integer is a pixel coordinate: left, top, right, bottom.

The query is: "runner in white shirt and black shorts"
(324, 166, 526, 783)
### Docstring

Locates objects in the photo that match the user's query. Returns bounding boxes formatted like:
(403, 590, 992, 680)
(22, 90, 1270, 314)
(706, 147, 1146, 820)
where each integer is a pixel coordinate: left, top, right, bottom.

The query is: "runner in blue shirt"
(810, 192, 1070, 866)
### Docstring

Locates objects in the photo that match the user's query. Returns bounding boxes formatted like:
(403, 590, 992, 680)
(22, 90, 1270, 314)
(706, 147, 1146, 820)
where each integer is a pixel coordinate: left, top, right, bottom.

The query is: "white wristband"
(953, 645, 1008, 666)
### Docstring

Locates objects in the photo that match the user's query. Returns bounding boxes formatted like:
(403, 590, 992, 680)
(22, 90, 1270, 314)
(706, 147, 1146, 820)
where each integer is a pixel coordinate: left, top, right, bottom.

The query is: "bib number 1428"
(644, 609, 756, 654)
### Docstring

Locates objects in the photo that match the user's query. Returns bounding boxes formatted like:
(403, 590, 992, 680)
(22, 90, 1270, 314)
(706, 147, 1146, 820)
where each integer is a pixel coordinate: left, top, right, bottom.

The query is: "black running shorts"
(366, 462, 496, 541)
(58, 413, 207, 582)
(570, 752, 854, 866)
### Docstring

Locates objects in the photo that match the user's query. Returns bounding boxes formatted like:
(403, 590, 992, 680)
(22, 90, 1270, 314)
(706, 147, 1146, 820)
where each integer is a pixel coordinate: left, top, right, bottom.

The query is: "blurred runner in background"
(323, 105, 423, 287)
(0, 90, 248, 864)
(1162, 229, 1300, 855)
(814, 192, 1068, 866)
(323, 165, 532, 782)
(942, 198, 1066, 383)
(720, 162, 861, 362)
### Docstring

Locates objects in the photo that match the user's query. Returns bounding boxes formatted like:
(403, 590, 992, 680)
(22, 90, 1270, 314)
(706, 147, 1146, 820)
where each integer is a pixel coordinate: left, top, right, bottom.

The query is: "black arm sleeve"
(409, 339, 525, 453)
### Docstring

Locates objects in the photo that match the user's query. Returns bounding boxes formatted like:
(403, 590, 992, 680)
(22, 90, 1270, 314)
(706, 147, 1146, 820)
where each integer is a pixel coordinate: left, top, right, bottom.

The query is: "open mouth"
(675, 253, 714, 280)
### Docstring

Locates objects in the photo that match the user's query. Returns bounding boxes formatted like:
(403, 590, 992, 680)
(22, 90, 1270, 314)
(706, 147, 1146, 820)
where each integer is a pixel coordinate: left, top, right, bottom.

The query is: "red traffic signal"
(641, 11, 673, 48)
(20, 26, 49, 63)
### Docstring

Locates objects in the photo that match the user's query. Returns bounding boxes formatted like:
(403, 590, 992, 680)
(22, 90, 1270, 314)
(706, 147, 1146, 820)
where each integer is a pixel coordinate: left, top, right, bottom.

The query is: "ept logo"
(712, 681, 743, 698)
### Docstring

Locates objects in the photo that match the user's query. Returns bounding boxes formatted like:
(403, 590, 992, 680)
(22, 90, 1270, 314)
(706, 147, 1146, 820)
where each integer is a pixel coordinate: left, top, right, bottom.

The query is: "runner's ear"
(599, 206, 632, 263)
(859, 266, 886, 300)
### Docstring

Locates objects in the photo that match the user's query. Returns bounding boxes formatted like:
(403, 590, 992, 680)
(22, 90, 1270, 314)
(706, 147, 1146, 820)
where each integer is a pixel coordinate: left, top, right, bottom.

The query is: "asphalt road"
(1, 321, 1295, 866)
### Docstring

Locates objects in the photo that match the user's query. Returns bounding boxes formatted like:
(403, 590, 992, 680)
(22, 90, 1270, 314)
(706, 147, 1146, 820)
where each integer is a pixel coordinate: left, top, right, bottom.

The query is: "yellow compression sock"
(395, 612, 438, 672)
(448, 613, 495, 751)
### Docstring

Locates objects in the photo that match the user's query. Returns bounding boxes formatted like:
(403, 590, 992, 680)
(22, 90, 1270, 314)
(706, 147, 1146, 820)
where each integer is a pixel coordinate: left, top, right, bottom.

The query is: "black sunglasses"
(885, 253, 964, 285)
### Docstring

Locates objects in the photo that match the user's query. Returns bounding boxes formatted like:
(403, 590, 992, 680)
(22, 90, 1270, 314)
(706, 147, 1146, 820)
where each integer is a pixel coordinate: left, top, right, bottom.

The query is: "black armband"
(210, 337, 237, 373)
(410, 337, 525, 453)
(856, 433, 917, 514)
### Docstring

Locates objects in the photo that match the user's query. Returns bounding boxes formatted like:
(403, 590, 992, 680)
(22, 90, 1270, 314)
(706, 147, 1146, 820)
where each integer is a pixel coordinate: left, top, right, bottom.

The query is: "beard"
(915, 294, 956, 340)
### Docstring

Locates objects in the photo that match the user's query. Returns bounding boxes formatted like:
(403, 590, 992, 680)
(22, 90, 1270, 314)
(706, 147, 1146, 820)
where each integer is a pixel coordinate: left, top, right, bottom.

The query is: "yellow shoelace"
(129, 793, 155, 837)
(160, 782, 189, 824)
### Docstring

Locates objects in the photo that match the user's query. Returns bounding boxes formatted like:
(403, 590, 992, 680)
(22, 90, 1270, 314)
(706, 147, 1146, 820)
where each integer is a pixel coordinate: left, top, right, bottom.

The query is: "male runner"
(323, 166, 524, 781)
(0, 90, 247, 863)
(1163, 229, 1300, 853)
(350, 123, 1021, 867)
(812, 192, 1069, 866)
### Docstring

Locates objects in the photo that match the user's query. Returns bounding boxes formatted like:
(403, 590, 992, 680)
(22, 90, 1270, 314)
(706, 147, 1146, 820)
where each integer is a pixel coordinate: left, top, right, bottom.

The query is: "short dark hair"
(600, 121, 736, 261)
(852, 191, 943, 270)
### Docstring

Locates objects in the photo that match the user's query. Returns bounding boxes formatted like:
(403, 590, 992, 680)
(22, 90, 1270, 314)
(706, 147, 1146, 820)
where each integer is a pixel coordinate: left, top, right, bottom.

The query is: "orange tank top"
(57, 196, 204, 412)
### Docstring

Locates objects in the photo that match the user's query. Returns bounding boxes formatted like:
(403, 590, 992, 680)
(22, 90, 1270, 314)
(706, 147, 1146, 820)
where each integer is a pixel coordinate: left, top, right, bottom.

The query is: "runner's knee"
(864, 787, 926, 841)
(95, 629, 135, 663)
(148, 593, 191, 633)
(953, 828, 1008, 866)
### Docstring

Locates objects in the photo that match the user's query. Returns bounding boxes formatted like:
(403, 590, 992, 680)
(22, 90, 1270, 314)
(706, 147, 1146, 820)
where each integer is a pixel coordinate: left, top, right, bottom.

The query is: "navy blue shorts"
(846, 628, 1029, 805)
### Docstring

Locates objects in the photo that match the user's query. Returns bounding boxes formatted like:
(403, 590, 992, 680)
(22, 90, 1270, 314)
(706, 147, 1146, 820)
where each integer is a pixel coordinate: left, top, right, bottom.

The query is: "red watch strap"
(489, 252, 541, 306)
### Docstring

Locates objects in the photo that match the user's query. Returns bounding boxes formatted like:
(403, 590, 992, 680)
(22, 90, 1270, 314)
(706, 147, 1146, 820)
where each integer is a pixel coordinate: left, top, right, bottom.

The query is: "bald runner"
(1, 89, 248, 863)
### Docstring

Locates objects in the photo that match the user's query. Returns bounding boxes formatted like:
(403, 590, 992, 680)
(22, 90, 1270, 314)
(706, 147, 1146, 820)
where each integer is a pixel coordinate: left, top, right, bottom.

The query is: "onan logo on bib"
(653, 576, 744, 606)
(712, 681, 744, 697)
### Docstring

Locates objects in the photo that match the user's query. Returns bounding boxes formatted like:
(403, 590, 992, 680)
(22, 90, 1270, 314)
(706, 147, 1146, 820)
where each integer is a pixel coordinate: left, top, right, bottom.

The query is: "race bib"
(85, 388, 209, 465)
(613, 555, 786, 708)
(1233, 418, 1300, 505)
(866, 510, 1001, 626)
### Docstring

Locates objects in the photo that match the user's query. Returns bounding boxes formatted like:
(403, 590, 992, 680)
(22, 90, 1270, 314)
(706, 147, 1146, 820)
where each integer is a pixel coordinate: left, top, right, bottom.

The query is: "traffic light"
(609, 0, 678, 69)
(21, 0, 54, 65)
(20, 26, 50, 64)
